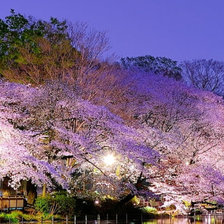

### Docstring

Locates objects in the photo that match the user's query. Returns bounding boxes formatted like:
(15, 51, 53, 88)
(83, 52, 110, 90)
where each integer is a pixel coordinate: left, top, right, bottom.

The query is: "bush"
(0, 211, 23, 223)
(34, 195, 51, 214)
(34, 191, 76, 215)
(0, 210, 64, 222)
(52, 192, 76, 215)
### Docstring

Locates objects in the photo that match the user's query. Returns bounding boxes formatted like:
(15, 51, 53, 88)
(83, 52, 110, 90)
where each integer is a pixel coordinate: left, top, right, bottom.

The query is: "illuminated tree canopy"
(1, 69, 224, 214)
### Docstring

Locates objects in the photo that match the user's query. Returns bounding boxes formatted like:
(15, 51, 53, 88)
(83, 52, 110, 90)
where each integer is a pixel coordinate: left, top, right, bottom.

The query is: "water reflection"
(39, 216, 224, 224)
(143, 218, 189, 224)
(142, 215, 224, 223)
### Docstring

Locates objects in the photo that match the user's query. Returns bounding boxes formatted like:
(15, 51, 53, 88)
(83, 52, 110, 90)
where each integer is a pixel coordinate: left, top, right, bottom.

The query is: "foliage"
(0, 10, 74, 84)
(34, 195, 51, 214)
(141, 206, 158, 214)
(0, 10, 109, 85)
(0, 211, 36, 223)
(34, 192, 76, 215)
(0, 211, 20, 223)
(51, 191, 76, 215)
(0, 211, 63, 222)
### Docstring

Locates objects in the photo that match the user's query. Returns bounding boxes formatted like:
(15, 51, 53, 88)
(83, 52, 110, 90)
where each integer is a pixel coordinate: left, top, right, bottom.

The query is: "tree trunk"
(42, 184, 47, 197)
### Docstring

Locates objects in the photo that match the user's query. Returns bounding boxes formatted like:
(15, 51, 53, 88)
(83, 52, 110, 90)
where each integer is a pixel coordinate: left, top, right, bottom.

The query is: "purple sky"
(1, 0, 224, 62)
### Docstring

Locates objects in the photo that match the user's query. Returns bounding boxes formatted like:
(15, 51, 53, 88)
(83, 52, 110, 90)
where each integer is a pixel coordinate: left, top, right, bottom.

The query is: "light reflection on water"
(141, 215, 224, 224)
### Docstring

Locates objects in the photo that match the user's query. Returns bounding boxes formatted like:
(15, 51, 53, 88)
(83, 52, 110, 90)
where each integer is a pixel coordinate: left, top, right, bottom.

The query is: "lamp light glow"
(95, 199, 100, 205)
(103, 154, 115, 166)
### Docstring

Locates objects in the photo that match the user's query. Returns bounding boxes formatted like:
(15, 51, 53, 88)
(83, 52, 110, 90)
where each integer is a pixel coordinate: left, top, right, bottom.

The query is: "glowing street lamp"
(95, 199, 100, 205)
(103, 154, 115, 166)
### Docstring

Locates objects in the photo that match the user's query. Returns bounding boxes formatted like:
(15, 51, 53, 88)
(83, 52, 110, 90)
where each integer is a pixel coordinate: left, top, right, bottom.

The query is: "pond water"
(140, 215, 224, 224)
(94, 215, 224, 224)
(36, 216, 224, 224)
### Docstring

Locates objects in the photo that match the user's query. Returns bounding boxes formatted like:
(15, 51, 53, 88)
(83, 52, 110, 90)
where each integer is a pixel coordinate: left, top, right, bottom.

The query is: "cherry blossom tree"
(82, 68, 224, 211)
(0, 80, 159, 200)
(130, 73, 224, 212)
(0, 90, 64, 189)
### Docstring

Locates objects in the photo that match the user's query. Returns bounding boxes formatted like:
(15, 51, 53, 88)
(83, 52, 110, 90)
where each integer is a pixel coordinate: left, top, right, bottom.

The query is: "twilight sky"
(1, 0, 224, 62)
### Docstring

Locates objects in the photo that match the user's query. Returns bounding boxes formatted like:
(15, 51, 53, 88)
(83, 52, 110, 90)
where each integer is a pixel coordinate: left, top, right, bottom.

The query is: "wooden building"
(0, 178, 36, 211)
